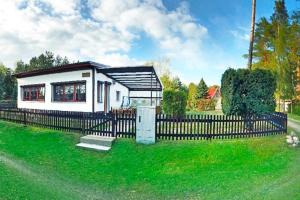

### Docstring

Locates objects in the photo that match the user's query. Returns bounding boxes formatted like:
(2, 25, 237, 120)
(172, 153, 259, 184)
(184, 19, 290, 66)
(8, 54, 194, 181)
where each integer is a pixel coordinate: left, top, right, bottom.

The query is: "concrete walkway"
(288, 118, 300, 132)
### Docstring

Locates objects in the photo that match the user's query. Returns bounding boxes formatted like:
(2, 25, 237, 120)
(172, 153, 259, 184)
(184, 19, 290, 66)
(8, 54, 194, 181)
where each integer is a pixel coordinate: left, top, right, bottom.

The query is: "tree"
(248, 0, 256, 69)
(252, 0, 299, 109)
(187, 83, 197, 109)
(196, 78, 208, 99)
(14, 51, 71, 73)
(0, 63, 17, 101)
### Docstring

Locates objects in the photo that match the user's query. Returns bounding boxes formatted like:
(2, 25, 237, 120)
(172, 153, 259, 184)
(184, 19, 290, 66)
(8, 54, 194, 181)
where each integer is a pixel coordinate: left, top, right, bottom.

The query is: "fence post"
(112, 113, 116, 138)
(23, 110, 27, 126)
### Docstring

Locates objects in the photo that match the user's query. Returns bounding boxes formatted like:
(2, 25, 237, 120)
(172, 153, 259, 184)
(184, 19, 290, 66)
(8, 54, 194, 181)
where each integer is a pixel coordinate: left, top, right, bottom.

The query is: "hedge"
(162, 89, 187, 117)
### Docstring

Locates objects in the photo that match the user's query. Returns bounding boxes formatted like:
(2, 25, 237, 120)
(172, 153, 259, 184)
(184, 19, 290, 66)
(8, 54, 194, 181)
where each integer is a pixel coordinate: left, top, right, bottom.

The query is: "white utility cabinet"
(136, 106, 156, 144)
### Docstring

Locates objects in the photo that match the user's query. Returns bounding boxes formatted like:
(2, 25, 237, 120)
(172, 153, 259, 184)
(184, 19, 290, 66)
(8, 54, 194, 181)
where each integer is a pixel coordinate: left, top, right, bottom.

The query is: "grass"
(186, 110, 224, 115)
(0, 121, 300, 200)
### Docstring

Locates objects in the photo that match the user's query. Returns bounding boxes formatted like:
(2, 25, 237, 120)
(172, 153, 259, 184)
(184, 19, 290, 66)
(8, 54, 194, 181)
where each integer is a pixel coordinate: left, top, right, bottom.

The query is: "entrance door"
(104, 82, 111, 113)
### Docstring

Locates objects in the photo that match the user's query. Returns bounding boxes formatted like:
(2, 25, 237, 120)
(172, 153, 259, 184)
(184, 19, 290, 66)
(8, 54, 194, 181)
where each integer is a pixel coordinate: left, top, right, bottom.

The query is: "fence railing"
(0, 101, 17, 109)
(156, 112, 287, 140)
(0, 108, 287, 140)
(0, 108, 136, 138)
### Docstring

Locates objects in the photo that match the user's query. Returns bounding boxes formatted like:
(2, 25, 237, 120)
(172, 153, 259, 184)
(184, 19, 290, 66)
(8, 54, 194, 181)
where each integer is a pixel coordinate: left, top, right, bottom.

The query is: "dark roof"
(14, 61, 108, 78)
(98, 66, 162, 91)
(15, 61, 162, 91)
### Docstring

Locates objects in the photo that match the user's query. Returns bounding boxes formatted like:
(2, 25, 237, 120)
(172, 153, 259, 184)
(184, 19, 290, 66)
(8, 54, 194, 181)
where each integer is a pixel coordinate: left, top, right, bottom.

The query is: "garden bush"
(196, 99, 216, 111)
(221, 68, 276, 116)
(162, 89, 187, 117)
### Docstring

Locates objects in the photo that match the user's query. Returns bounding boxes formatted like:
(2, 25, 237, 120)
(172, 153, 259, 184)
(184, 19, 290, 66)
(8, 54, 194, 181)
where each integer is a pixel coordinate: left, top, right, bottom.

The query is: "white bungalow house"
(15, 61, 162, 113)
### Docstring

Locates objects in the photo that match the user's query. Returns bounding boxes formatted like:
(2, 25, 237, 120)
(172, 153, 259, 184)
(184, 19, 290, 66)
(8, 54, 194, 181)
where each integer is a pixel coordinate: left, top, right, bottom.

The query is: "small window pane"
(65, 84, 74, 101)
(31, 87, 37, 100)
(76, 83, 86, 101)
(54, 85, 64, 101)
(38, 87, 45, 100)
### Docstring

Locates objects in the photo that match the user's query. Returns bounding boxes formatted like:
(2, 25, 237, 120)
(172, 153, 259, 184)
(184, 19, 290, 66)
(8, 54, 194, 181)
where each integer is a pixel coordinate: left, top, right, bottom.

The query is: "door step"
(76, 135, 115, 152)
(76, 143, 111, 151)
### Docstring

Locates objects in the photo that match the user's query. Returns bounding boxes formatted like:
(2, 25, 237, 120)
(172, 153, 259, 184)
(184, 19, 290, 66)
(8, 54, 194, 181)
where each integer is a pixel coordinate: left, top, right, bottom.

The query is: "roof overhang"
(14, 61, 108, 78)
(14, 62, 163, 92)
(97, 66, 162, 91)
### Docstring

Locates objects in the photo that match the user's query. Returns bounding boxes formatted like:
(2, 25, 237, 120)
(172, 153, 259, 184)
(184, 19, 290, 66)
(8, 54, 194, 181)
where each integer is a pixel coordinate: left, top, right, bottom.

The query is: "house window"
(97, 81, 103, 103)
(21, 84, 45, 101)
(52, 81, 86, 102)
(116, 91, 121, 102)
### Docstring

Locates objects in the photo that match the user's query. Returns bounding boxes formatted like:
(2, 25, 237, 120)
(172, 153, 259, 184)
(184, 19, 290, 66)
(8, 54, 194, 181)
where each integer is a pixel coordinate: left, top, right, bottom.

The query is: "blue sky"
(0, 0, 298, 85)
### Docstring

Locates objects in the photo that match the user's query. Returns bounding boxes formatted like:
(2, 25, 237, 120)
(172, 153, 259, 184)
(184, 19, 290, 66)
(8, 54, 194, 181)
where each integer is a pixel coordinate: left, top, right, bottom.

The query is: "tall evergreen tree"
(196, 78, 208, 99)
(252, 0, 299, 107)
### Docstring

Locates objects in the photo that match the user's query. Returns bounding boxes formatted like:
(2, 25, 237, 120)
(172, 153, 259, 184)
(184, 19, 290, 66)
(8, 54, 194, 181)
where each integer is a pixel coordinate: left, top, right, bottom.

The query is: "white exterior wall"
(17, 70, 93, 112)
(129, 91, 162, 98)
(17, 69, 159, 112)
(95, 72, 129, 112)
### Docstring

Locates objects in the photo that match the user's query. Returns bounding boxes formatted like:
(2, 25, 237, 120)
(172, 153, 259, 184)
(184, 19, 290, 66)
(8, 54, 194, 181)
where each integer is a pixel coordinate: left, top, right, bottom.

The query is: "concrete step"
(76, 143, 111, 151)
(80, 135, 115, 147)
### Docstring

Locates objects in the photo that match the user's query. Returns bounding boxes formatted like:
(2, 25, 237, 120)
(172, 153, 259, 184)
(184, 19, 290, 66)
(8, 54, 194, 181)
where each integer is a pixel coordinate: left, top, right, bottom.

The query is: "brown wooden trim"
(14, 62, 99, 78)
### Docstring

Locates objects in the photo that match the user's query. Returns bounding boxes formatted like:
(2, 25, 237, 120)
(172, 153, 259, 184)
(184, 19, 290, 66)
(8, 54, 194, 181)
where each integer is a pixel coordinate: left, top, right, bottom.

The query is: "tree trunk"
(248, 0, 256, 69)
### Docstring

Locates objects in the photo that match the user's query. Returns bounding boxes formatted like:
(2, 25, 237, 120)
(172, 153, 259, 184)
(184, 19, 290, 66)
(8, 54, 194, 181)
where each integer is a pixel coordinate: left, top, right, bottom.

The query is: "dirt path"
(288, 118, 300, 133)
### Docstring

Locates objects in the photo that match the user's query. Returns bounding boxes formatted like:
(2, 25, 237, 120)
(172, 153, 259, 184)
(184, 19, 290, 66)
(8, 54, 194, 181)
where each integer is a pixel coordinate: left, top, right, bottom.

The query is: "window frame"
(51, 81, 86, 102)
(21, 84, 45, 102)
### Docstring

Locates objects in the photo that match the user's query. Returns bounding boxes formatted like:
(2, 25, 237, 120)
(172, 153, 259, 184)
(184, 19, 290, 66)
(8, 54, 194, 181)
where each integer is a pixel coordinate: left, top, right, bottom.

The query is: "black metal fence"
(156, 112, 287, 140)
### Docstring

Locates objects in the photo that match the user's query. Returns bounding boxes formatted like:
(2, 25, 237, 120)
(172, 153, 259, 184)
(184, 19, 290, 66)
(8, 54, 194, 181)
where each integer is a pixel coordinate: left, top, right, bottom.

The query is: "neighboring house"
(207, 86, 222, 110)
(15, 62, 162, 113)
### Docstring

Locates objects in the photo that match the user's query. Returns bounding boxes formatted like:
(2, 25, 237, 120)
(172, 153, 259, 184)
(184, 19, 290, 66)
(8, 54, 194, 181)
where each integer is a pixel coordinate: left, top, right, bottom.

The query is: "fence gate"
(85, 112, 116, 137)
(86, 111, 137, 138)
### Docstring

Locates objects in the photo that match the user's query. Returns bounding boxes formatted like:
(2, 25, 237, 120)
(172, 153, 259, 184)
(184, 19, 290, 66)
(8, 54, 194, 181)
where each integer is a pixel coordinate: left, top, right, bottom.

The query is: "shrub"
(221, 68, 276, 116)
(162, 89, 187, 117)
(196, 99, 216, 111)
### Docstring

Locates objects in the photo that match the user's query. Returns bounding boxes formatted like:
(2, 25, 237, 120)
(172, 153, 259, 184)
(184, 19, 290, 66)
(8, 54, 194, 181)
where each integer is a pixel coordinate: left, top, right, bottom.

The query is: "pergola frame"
(97, 66, 162, 92)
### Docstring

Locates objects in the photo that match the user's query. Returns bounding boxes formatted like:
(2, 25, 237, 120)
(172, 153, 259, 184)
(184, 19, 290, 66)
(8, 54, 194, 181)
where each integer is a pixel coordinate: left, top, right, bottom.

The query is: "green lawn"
(186, 110, 224, 115)
(0, 121, 300, 200)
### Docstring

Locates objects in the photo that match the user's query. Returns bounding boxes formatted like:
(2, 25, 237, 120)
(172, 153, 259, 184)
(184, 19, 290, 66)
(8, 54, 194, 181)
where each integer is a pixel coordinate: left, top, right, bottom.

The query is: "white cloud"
(0, 0, 209, 72)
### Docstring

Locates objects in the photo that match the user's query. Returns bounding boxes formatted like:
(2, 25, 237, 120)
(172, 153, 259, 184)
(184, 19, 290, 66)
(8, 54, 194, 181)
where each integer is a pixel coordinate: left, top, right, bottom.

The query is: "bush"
(221, 68, 276, 116)
(196, 99, 216, 111)
(162, 89, 187, 117)
(289, 102, 300, 115)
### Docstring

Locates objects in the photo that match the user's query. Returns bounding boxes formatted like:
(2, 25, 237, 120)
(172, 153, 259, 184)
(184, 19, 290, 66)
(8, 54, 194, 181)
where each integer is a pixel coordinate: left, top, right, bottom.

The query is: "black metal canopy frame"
(97, 66, 162, 92)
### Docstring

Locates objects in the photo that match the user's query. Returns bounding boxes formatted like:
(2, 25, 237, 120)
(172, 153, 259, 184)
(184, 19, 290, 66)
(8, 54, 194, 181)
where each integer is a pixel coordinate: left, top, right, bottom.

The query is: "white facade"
(17, 69, 159, 112)
(17, 69, 130, 112)
(18, 70, 94, 112)
(94, 71, 129, 112)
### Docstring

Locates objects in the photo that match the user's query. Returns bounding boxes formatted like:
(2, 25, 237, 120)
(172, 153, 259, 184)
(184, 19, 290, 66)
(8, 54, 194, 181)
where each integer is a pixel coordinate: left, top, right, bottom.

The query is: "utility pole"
(248, 0, 256, 69)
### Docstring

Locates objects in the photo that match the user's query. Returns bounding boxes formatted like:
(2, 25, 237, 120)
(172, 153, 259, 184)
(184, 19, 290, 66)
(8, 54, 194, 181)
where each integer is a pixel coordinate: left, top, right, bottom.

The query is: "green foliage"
(14, 51, 70, 73)
(195, 99, 216, 111)
(162, 89, 187, 117)
(196, 78, 208, 99)
(221, 68, 276, 116)
(252, 0, 299, 101)
(187, 83, 197, 109)
(0, 64, 17, 100)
